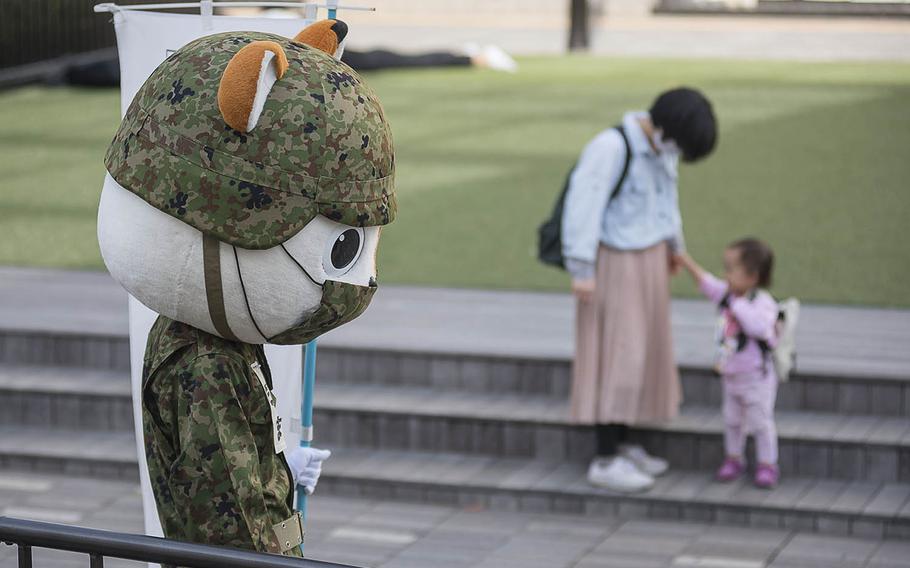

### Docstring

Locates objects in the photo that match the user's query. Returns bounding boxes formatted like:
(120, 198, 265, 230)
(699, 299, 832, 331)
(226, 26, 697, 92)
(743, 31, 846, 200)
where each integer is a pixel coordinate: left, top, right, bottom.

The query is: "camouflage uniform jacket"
(142, 316, 300, 556)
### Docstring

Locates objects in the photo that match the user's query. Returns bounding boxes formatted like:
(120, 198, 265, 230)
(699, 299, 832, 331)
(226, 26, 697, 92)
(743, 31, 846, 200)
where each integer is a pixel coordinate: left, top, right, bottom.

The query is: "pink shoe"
(754, 464, 779, 489)
(715, 457, 744, 482)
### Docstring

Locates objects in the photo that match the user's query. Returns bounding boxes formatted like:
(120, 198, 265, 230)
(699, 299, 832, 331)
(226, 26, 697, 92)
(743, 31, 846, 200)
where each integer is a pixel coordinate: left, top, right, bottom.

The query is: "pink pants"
(722, 369, 778, 465)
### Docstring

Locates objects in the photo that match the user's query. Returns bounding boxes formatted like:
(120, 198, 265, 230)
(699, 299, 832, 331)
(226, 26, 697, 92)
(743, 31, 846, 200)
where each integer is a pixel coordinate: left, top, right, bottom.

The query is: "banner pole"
(297, 339, 318, 554)
(295, 1, 352, 554)
(304, 2, 318, 22)
(94, 2, 375, 13)
(200, 0, 212, 30)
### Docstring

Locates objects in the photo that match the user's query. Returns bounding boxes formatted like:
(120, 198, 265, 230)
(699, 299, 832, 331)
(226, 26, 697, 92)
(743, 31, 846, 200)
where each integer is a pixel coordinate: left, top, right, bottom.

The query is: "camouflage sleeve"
(170, 353, 273, 551)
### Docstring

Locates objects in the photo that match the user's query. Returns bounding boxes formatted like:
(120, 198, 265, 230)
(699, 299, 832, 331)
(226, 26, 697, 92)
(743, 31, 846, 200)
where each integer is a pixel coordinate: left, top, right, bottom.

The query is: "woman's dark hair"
(649, 87, 717, 162)
(729, 237, 774, 288)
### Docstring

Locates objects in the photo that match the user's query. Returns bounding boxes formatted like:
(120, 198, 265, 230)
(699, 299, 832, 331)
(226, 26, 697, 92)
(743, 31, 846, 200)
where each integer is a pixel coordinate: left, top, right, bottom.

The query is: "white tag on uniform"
(251, 361, 286, 454)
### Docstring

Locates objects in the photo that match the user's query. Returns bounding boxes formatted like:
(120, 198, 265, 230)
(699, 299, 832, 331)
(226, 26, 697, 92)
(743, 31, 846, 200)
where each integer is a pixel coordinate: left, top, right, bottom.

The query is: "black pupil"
(331, 229, 360, 270)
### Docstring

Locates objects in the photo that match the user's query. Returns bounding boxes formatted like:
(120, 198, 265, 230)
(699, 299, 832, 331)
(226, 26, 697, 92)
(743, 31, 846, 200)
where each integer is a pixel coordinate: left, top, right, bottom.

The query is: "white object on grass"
(482, 45, 518, 73)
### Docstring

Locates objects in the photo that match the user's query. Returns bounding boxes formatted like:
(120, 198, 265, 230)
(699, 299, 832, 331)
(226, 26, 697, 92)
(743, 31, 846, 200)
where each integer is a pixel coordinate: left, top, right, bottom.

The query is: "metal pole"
(296, 339, 318, 554)
(94, 3, 375, 14)
(17, 544, 31, 568)
(0, 517, 350, 568)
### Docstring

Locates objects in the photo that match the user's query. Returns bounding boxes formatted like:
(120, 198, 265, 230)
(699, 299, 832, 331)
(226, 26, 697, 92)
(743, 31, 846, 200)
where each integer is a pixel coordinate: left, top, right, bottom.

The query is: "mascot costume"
(97, 18, 395, 556)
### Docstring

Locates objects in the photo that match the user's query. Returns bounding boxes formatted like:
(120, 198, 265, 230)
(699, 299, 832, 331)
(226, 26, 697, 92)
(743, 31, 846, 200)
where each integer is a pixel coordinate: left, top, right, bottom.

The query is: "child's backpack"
(718, 294, 800, 382)
(772, 298, 800, 382)
(537, 126, 632, 270)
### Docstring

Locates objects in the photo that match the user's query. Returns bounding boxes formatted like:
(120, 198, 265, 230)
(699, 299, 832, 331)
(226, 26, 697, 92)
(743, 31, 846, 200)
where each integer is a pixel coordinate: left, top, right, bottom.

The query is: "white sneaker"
(483, 45, 518, 73)
(619, 444, 669, 477)
(587, 456, 654, 493)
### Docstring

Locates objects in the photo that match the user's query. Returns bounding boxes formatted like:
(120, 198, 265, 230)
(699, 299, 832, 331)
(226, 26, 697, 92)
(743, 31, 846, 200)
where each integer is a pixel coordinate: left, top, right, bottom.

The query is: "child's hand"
(674, 252, 704, 283)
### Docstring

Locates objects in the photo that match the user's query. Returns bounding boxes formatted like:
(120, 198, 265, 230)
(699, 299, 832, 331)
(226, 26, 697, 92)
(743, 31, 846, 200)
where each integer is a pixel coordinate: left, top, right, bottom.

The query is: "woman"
(561, 87, 717, 493)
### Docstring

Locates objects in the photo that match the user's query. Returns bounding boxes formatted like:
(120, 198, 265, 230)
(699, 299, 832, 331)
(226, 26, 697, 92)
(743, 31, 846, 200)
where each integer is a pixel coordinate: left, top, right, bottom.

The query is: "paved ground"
(1, 471, 909, 568)
(2, 266, 909, 380)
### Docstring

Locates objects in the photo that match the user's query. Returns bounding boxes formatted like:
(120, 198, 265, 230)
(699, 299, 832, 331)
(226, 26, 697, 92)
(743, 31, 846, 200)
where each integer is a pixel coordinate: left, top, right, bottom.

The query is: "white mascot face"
(97, 176, 380, 344)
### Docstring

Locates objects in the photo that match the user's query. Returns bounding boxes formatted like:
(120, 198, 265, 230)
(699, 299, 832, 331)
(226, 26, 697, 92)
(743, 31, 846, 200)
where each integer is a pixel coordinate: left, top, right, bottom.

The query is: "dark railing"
(0, 0, 117, 69)
(0, 517, 359, 568)
(0, 0, 205, 70)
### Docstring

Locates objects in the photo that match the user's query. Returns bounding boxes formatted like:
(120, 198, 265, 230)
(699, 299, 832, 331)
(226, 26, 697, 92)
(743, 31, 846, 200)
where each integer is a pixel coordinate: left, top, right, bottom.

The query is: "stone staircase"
(1, 333, 909, 540)
(1, 267, 908, 541)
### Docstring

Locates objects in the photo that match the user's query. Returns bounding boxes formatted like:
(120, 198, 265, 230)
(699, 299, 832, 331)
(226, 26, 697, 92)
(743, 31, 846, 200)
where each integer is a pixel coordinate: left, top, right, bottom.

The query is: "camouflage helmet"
(104, 27, 396, 250)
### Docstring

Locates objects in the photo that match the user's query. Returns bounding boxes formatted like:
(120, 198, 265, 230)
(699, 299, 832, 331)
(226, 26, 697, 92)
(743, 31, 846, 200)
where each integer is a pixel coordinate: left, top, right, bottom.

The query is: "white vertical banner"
(110, 7, 313, 542)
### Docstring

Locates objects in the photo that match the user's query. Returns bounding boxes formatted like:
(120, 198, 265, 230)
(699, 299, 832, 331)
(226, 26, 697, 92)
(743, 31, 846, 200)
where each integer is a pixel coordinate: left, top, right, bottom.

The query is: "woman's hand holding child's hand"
(572, 279, 596, 303)
(668, 250, 682, 276)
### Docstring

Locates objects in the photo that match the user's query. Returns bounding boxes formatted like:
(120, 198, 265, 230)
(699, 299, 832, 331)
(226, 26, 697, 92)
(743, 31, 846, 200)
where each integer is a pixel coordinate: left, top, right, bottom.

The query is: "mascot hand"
(286, 447, 332, 495)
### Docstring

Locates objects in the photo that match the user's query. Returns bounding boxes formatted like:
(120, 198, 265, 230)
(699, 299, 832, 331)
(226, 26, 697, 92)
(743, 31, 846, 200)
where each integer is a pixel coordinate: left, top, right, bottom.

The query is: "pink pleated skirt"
(569, 242, 681, 425)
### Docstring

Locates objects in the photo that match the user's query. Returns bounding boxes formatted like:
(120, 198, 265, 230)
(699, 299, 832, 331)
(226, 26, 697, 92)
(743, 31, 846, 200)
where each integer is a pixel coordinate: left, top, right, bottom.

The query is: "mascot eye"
(323, 226, 364, 278)
(332, 229, 361, 268)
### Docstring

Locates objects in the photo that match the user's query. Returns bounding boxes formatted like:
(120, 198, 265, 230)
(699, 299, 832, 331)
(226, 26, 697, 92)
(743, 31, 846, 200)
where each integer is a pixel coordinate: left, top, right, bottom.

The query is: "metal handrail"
(0, 517, 359, 568)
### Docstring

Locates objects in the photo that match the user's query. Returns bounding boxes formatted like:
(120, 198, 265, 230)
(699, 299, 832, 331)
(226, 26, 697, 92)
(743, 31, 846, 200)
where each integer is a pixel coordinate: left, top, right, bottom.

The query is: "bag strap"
(718, 290, 774, 365)
(608, 125, 633, 204)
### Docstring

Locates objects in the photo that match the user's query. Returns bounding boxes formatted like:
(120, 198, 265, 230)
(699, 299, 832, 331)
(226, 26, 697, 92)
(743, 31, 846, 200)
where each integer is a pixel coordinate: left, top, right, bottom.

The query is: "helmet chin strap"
(204, 237, 328, 344)
(202, 234, 241, 342)
(232, 245, 270, 343)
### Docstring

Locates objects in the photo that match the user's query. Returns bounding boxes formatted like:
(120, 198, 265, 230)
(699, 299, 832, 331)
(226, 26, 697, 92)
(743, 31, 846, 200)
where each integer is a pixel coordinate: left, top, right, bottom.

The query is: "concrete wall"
(342, 0, 570, 28)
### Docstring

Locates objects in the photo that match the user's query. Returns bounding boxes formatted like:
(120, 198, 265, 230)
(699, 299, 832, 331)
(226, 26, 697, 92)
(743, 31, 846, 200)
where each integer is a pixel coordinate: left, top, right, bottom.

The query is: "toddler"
(678, 238, 780, 488)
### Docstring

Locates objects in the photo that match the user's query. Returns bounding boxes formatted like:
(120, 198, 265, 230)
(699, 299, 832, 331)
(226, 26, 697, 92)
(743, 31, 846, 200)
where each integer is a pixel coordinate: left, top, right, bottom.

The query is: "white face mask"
(653, 129, 681, 158)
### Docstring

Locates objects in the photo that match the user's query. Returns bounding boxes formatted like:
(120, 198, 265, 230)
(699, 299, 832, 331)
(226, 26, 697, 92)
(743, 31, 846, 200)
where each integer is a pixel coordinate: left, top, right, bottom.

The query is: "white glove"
(285, 447, 331, 496)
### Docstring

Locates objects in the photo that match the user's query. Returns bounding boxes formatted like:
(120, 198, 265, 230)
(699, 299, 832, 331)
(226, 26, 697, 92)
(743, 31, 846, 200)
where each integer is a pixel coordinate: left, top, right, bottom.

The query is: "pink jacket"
(699, 273, 779, 376)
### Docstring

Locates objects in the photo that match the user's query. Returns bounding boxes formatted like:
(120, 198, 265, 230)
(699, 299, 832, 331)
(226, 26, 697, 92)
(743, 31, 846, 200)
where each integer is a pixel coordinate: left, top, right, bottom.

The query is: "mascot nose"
(330, 20, 348, 43)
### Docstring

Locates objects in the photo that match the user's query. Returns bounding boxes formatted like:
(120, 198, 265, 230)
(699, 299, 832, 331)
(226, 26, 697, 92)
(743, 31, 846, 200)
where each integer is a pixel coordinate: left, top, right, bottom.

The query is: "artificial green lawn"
(1, 56, 909, 306)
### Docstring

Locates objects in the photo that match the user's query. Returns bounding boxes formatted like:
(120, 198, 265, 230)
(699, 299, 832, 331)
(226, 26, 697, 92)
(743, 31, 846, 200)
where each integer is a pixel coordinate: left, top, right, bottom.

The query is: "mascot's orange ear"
(294, 19, 348, 58)
(218, 40, 289, 133)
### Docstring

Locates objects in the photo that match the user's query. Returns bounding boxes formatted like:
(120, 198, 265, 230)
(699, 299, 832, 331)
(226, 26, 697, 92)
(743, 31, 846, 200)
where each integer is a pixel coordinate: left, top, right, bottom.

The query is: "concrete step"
(1, 427, 908, 540)
(0, 365, 132, 431)
(317, 448, 910, 541)
(3, 366, 907, 482)
(0, 427, 137, 481)
(316, 349, 910, 417)
(3, 334, 909, 422)
(312, 385, 910, 483)
(3, 267, 909, 416)
(0, 330, 129, 371)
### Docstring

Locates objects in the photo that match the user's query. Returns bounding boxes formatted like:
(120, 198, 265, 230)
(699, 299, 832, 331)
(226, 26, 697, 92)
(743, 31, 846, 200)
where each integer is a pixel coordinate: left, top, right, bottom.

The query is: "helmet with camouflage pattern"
(98, 20, 396, 345)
